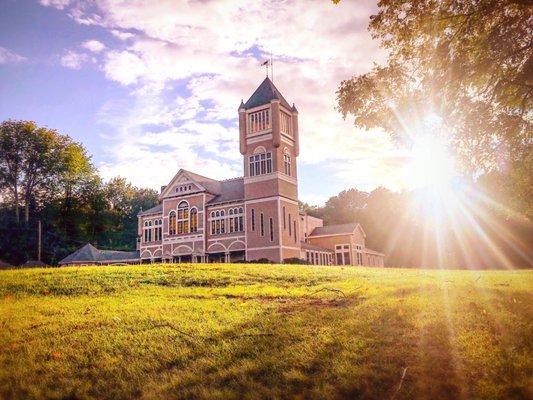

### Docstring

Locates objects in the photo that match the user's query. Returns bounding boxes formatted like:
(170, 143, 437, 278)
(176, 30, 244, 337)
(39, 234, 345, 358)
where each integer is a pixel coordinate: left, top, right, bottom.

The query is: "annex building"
(135, 78, 384, 267)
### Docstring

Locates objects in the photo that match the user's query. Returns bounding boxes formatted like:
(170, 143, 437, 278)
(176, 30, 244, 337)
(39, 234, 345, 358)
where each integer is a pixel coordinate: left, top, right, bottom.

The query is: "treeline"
(301, 184, 532, 269)
(0, 120, 158, 265)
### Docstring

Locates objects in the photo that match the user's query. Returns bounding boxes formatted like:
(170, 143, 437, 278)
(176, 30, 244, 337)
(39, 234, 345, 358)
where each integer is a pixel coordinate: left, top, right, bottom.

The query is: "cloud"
(0, 47, 26, 64)
(39, 0, 71, 10)
(110, 30, 134, 40)
(81, 39, 106, 53)
(60, 50, 89, 69)
(50, 0, 407, 193)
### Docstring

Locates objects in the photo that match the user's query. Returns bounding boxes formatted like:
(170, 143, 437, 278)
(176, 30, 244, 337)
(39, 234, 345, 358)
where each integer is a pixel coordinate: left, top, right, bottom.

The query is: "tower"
(239, 77, 301, 262)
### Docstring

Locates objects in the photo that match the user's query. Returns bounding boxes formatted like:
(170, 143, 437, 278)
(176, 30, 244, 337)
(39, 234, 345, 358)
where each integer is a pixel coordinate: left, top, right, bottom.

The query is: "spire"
(238, 99, 245, 111)
(243, 77, 291, 110)
(291, 103, 298, 113)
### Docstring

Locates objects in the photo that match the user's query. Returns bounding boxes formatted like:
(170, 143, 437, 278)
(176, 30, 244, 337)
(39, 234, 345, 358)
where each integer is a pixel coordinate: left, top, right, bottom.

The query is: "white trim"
(280, 134, 294, 144)
(247, 134, 273, 144)
(245, 104, 271, 114)
(278, 173, 297, 185)
(207, 235, 245, 242)
(246, 245, 281, 251)
(228, 240, 246, 250)
(281, 245, 301, 251)
(277, 197, 282, 261)
(159, 169, 208, 199)
(308, 232, 355, 239)
(244, 173, 276, 184)
(244, 171, 297, 185)
(207, 242, 226, 252)
(245, 196, 298, 205)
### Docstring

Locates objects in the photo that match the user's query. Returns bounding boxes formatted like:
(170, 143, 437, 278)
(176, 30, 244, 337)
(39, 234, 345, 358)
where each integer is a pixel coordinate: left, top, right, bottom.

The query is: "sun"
(403, 114, 459, 192)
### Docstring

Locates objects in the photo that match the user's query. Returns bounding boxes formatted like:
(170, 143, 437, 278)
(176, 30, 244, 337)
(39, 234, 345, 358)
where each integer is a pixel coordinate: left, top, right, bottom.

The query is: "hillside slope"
(0, 264, 531, 400)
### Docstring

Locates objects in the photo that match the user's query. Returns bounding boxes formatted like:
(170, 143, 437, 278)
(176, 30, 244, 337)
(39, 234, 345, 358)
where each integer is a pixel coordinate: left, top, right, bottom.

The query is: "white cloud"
(60, 50, 88, 69)
(0, 47, 26, 64)
(39, 0, 71, 10)
(110, 29, 135, 40)
(81, 39, 106, 53)
(102, 50, 147, 85)
(51, 0, 407, 193)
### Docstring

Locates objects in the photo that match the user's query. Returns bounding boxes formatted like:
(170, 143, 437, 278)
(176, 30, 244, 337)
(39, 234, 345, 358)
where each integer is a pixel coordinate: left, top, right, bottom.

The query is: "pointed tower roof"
(243, 77, 291, 110)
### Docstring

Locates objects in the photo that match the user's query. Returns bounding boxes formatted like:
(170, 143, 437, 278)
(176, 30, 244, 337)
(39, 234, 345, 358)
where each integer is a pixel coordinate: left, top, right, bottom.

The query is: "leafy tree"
(336, 0, 532, 213)
(321, 188, 368, 225)
(0, 120, 86, 224)
(0, 120, 158, 265)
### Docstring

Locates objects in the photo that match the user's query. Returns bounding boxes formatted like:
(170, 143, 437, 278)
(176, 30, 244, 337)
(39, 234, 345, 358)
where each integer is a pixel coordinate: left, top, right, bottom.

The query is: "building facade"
(137, 78, 384, 266)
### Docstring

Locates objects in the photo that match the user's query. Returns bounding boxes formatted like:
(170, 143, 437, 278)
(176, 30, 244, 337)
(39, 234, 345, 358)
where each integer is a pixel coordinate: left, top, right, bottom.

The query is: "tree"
(336, 0, 532, 213)
(0, 120, 86, 224)
(321, 188, 368, 225)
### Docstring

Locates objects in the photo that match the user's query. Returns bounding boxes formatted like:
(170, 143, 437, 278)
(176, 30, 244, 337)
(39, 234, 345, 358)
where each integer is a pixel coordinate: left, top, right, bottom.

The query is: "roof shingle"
(243, 77, 291, 110)
(309, 223, 360, 237)
(59, 243, 139, 265)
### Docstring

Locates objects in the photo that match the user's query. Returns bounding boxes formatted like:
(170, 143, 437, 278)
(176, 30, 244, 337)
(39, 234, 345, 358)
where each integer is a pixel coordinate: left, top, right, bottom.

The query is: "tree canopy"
(336, 0, 532, 214)
(0, 120, 158, 265)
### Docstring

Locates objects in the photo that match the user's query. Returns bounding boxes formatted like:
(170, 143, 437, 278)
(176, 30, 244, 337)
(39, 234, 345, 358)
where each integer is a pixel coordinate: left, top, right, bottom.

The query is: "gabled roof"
(59, 243, 139, 265)
(138, 204, 162, 216)
(243, 77, 291, 110)
(206, 177, 244, 205)
(308, 223, 365, 237)
(160, 169, 221, 199)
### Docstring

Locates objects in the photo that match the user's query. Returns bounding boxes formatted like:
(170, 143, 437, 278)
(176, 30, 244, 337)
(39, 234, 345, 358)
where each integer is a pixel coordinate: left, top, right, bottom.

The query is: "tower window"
(288, 214, 291, 236)
(248, 108, 270, 133)
(260, 212, 264, 237)
(249, 152, 272, 177)
(283, 152, 291, 176)
(269, 218, 274, 242)
(294, 221, 297, 243)
(283, 206, 286, 229)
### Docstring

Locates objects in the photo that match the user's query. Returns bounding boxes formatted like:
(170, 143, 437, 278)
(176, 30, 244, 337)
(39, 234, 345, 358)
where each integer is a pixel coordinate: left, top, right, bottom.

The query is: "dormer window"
(248, 108, 270, 134)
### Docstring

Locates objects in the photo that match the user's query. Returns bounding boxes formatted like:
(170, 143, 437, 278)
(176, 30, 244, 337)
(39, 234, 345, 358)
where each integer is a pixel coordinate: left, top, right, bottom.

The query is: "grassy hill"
(0, 264, 531, 400)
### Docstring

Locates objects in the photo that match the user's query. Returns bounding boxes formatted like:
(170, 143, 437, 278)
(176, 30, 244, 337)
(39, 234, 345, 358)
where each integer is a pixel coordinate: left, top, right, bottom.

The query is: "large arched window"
(177, 201, 189, 234)
(190, 208, 198, 233)
(249, 146, 272, 177)
(169, 211, 177, 235)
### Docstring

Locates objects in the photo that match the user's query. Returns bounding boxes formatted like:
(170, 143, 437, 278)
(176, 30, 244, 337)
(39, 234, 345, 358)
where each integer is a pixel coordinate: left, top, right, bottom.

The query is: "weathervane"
(260, 52, 274, 81)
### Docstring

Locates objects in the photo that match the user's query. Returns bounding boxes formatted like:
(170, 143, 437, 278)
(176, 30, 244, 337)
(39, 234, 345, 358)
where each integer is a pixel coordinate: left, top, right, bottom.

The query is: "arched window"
(177, 201, 189, 234)
(190, 208, 198, 233)
(249, 146, 272, 177)
(169, 211, 177, 235)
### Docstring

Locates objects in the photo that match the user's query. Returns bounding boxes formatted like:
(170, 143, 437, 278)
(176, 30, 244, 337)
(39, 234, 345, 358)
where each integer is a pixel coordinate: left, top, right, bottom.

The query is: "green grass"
(0, 264, 531, 400)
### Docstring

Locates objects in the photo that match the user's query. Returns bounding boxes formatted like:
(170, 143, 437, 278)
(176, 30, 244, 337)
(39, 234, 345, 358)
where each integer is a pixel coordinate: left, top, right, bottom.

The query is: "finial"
(291, 103, 298, 113)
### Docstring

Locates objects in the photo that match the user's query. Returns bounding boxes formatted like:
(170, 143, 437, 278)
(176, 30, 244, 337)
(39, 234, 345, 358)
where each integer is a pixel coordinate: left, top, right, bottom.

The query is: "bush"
(283, 257, 308, 265)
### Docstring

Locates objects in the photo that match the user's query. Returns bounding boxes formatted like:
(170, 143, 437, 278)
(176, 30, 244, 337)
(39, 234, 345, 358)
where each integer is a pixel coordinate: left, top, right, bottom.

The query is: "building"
(59, 243, 140, 266)
(137, 77, 384, 266)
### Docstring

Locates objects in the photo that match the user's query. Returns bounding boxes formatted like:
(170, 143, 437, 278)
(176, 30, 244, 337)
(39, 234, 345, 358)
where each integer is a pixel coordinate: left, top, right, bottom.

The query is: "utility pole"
(37, 220, 42, 262)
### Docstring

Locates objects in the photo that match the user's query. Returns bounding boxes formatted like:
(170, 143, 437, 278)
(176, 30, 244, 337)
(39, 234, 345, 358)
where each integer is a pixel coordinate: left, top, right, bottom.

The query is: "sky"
(0, 0, 410, 205)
